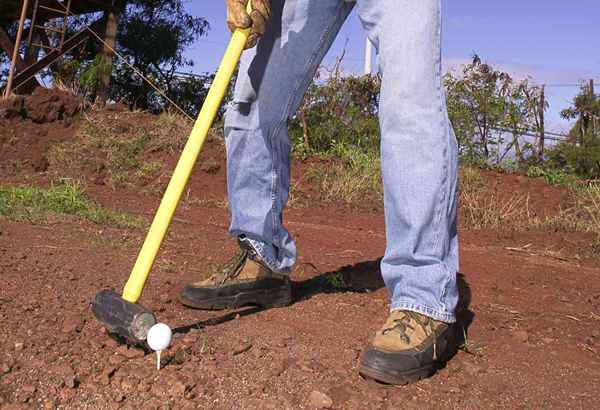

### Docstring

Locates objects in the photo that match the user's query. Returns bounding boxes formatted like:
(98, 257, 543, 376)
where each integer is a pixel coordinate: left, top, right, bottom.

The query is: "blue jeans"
(224, 0, 459, 323)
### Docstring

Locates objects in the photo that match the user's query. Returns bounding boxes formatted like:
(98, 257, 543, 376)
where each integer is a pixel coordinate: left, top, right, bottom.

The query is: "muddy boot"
(179, 238, 292, 310)
(359, 310, 456, 385)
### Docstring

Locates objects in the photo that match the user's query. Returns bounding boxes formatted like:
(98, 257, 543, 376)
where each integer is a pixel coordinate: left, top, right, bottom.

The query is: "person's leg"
(179, 0, 354, 310)
(356, 0, 460, 384)
(225, 0, 354, 273)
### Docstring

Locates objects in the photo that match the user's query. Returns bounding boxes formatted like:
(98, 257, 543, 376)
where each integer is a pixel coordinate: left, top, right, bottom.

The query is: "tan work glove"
(226, 0, 272, 49)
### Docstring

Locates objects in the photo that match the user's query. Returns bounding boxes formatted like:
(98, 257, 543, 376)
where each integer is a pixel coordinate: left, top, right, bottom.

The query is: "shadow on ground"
(171, 260, 475, 351)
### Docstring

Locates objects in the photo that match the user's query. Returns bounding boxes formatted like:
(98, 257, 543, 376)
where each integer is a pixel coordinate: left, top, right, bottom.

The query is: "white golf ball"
(147, 323, 172, 351)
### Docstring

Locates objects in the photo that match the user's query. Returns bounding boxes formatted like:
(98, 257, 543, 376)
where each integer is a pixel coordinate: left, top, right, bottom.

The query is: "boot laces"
(382, 311, 437, 357)
(210, 248, 248, 286)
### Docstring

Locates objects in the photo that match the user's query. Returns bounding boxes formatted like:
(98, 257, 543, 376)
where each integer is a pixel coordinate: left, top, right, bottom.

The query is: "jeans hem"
(241, 236, 291, 275)
(390, 301, 456, 324)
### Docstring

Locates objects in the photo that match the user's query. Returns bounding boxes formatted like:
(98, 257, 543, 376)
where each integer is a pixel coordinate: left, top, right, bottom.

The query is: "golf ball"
(147, 323, 172, 351)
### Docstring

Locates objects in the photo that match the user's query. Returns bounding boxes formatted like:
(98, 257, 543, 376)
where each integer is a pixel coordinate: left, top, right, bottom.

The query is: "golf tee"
(157, 350, 161, 370)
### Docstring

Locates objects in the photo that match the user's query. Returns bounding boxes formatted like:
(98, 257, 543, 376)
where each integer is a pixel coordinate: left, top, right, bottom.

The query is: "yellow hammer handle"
(122, 26, 251, 303)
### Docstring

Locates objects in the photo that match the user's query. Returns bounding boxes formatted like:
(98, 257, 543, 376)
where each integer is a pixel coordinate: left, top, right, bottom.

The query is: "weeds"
(0, 179, 142, 228)
(543, 183, 600, 236)
(460, 191, 534, 230)
(47, 112, 191, 186)
(526, 165, 577, 187)
(305, 144, 382, 205)
(324, 272, 348, 290)
(459, 167, 485, 194)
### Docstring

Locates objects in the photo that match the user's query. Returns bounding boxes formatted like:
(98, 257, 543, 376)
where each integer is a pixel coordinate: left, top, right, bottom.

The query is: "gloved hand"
(226, 0, 272, 49)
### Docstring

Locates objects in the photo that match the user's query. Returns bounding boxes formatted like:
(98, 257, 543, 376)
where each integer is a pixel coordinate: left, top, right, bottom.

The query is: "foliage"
(526, 165, 577, 186)
(290, 67, 380, 156)
(0, 179, 142, 228)
(8, 0, 211, 115)
(108, 0, 210, 113)
(444, 55, 545, 166)
(546, 83, 600, 179)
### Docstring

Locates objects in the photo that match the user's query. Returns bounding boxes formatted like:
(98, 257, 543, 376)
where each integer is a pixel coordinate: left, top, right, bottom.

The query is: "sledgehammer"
(91, 8, 254, 344)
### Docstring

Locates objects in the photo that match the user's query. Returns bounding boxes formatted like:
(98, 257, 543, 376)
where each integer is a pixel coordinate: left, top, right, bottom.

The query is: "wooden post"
(538, 85, 545, 160)
(4, 0, 30, 98)
(97, 2, 123, 104)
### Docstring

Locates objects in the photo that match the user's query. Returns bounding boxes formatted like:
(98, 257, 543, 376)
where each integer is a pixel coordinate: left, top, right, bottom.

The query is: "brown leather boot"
(359, 310, 456, 385)
(179, 238, 292, 310)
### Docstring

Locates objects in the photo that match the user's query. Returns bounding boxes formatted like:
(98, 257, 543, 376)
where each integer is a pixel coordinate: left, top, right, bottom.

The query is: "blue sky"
(184, 1, 600, 133)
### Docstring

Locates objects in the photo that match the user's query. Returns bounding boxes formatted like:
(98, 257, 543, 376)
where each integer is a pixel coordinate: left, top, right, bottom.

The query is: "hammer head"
(91, 289, 156, 344)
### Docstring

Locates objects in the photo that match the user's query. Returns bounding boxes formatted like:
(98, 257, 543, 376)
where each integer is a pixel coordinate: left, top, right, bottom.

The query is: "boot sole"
(358, 362, 438, 385)
(179, 285, 292, 311)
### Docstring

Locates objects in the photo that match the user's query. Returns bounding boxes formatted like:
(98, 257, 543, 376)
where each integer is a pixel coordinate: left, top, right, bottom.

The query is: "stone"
(308, 390, 333, 409)
(108, 354, 127, 365)
(100, 365, 117, 386)
(14, 342, 24, 351)
(200, 158, 221, 174)
(511, 330, 529, 343)
(62, 316, 84, 334)
(116, 345, 145, 359)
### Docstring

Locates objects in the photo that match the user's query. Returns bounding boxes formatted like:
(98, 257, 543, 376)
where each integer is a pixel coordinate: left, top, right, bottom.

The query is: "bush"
(289, 70, 380, 156)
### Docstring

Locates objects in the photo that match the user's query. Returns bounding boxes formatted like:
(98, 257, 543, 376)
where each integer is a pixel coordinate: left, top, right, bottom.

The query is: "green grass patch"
(526, 165, 578, 187)
(0, 180, 143, 228)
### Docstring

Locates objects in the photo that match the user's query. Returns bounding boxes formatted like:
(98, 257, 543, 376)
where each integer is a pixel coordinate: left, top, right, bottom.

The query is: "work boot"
(359, 310, 456, 385)
(179, 238, 292, 310)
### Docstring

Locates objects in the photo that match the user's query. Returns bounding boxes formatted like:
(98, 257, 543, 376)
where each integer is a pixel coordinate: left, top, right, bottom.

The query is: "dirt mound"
(0, 88, 83, 174)
(0, 87, 82, 123)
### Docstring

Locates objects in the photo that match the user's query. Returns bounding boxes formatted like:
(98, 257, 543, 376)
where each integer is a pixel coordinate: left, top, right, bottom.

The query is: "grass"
(47, 112, 191, 187)
(543, 183, 600, 239)
(305, 145, 382, 205)
(460, 191, 534, 230)
(0, 179, 143, 228)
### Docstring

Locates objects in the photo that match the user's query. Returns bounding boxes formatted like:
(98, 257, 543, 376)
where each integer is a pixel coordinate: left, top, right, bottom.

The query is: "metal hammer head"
(91, 289, 156, 344)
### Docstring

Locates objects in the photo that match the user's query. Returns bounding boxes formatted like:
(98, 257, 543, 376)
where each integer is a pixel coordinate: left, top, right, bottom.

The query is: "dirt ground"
(1, 93, 599, 409)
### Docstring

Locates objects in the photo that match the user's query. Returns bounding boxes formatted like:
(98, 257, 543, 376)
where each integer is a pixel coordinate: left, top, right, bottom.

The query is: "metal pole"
(364, 37, 373, 76)
(538, 85, 545, 160)
(4, 0, 30, 98)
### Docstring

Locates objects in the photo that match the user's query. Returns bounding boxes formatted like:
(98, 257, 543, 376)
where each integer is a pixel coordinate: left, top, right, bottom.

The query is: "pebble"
(232, 343, 253, 356)
(21, 384, 36, 394)
(116, 345, 145, 359)
(308, 390, 333, 409)
(14, 342, 24, 351)
(108, 354, 127, 365)
(200, 158, 220, 174)
(62, 316, 84, 334)
(100, 365, 117, 386)
(511, 330, 529, 343)
(462, 361, 486, 376)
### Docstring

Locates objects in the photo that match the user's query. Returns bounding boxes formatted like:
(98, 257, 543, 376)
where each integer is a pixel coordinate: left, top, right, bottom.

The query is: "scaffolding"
(1, 0, 122, 97)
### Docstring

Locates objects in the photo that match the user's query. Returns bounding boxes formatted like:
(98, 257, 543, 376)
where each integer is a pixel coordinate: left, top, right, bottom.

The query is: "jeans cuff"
(239, 236, 290, 274)
(390, 301, 456, 323)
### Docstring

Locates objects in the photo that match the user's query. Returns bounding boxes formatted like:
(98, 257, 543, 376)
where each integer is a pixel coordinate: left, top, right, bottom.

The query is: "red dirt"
(0, 103, 599, 409)
(0, 88, 82, 174)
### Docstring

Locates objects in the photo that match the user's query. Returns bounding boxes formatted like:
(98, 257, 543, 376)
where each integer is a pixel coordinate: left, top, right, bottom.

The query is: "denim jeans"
(224, 0, 459, 323)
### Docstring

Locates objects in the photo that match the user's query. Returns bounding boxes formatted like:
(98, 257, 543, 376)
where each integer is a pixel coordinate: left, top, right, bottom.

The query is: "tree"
(108, 0, 210, 114)
(548, 83, 600, 178)
(22, 0, 210, 115)
(444, 55, 543, 166)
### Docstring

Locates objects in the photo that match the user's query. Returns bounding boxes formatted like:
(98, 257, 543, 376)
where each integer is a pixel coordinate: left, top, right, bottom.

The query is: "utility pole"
(364, 38, 373, 76)
(4, 0, 30, 99)
(538, 85, 545, 160)
(591, 79, 596, 137)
